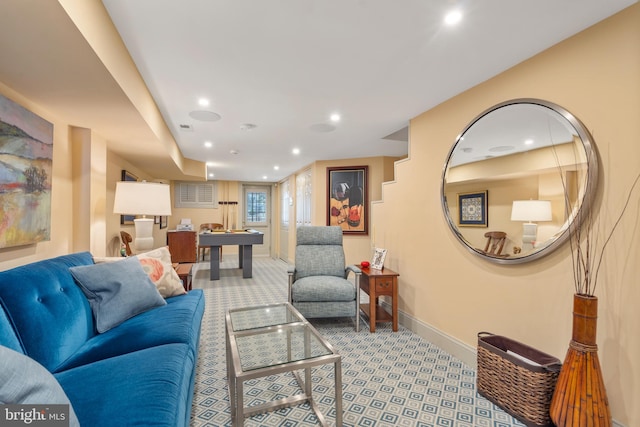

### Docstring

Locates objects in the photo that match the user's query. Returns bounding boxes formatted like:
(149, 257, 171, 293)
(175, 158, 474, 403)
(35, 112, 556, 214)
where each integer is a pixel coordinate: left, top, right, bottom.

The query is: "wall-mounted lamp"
(511, 200, 552, 251)
(113, 181, 171, 251)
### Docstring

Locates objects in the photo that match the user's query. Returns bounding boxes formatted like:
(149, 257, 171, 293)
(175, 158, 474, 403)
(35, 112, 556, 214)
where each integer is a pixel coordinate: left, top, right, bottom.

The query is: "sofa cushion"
(70, 257, 166, 333)
(56, 343, 196, 427)
(291, 275, 356, 302)
(0, 252, 95, 372)
(55, 290, 205, 372)
(0, 345, 80, 426)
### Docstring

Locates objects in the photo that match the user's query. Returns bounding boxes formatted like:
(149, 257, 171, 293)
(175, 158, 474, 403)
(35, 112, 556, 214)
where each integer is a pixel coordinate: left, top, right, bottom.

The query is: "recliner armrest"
(346, 265, 361, 275)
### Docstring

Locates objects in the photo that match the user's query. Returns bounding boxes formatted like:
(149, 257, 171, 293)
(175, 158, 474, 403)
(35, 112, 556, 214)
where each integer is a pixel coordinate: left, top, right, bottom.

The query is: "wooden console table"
(359, 266, 399, 332)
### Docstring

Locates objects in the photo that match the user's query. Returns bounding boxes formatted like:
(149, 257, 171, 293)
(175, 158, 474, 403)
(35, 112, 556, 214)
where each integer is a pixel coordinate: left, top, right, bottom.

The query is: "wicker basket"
(476, 332, 562, 427)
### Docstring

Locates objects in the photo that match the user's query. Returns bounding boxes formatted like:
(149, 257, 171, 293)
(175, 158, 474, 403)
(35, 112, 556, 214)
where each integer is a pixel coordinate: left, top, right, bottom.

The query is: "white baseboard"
(383, 301, 626, 427)
(380, 301, 477, 367)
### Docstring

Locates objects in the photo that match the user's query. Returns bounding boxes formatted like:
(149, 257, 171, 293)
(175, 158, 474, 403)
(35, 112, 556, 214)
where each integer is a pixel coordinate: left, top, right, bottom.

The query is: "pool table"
(198, 230, 264, 280)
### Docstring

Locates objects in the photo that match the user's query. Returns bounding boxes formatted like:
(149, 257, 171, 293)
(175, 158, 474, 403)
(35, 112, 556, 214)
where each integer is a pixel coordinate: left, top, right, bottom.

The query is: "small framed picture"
(458, 191, 488, 227)
(160, 216, 168, 229)
(120, 170, 138, 225)
(371, 248, 387, 270)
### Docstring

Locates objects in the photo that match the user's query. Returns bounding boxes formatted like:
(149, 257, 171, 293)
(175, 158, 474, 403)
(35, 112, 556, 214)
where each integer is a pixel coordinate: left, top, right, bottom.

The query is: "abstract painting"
(0, 94, 53, 248)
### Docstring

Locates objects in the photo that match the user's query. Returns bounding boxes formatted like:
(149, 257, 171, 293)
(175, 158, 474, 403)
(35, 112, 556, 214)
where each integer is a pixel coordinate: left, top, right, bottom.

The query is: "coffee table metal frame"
(225, 302, 342, 426)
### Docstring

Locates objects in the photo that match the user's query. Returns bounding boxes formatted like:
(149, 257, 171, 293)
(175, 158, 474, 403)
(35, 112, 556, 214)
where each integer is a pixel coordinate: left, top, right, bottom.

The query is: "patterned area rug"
(190, 257, 526, 427)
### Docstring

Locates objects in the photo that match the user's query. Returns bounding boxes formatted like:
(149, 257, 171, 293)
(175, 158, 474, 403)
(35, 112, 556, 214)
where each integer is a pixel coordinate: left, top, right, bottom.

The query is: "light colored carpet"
(189, 256, 526, 427)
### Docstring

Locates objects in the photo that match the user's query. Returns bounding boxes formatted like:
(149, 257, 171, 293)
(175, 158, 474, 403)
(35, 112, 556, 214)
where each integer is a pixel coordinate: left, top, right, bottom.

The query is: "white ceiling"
(1, 1, 636, 183)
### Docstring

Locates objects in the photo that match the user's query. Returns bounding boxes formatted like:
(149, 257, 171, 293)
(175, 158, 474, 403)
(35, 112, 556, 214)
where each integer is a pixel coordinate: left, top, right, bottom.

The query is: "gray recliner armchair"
(288, 226, 361, 332)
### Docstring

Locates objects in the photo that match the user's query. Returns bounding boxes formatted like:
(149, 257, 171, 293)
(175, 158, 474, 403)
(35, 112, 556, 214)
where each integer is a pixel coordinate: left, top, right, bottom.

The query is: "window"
(174, 181, 218, 208)
(246, 190, 267, 224)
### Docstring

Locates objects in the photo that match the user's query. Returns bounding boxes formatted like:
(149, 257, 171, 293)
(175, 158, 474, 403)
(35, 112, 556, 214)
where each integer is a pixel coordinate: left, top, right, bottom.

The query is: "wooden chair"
(481, 231, 508, 257)
(120, 231, 133, 256)
(198, 223, 224, 261)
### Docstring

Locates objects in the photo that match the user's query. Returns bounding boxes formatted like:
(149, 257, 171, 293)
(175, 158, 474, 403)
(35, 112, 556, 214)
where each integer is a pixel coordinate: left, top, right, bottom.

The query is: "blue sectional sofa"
(0, 252, 205, 427)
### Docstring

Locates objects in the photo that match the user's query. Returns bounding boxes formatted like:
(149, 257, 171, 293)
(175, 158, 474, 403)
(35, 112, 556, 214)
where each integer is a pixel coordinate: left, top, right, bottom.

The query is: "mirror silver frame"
(441, 98, 598, 264)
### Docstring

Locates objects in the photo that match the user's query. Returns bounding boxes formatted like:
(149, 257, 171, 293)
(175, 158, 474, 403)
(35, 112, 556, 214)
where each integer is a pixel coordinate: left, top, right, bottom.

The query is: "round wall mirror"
(441, 99, 598, 264)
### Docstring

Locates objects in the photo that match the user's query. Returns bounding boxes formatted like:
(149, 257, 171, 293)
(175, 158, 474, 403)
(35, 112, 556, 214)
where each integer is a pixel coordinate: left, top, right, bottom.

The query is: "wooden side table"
(173, 263, 194, 291)
(359, 266, 399, 332)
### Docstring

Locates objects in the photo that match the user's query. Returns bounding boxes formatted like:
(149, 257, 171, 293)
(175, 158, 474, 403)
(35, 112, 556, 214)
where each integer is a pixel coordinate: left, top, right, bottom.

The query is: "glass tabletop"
(235, 324, 333, 371)
(227, 303, 336, 372)
(229, 303, 304, 332)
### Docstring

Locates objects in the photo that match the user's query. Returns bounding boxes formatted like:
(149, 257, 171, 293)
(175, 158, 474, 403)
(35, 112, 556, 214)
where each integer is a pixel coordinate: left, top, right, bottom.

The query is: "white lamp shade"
(511, 200, 552, 222)
(113, 181, 172, 216)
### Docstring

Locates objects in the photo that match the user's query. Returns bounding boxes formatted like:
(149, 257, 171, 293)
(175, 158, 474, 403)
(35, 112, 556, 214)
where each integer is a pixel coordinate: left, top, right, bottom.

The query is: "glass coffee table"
(226, 302, 342, 426)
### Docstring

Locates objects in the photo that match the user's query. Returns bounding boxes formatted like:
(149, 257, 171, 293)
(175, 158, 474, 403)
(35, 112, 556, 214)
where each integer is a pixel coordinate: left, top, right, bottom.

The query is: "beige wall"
(372, 5, 640, 425)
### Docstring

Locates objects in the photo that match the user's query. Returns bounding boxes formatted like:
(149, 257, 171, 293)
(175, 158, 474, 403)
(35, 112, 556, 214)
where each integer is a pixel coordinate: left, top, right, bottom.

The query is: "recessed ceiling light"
(524, 139, 534, 145)
(208, 173, 215, 178)
(198, 98, 210, 107)
(262, 175, 268, 180)
(230, 149, 239, 155)
(330, 113, 341, 122)
(274, 165, 280, 170)
(444, 10, 462, 26)
(204, 141, 213, 148)
(292, 148, 300, 155)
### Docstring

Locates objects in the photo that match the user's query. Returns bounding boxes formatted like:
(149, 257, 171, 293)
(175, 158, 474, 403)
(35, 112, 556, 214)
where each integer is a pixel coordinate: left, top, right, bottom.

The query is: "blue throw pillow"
(70, 256, 166, 333)
(0, 345, 80, 427)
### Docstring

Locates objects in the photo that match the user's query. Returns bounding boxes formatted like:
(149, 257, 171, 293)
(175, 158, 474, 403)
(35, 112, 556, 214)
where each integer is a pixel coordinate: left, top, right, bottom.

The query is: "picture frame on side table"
(160, 216, 168, 229)
(326, 165, 368, 235)
(458, 191, 488, 227)
(371, 248, 387, 270)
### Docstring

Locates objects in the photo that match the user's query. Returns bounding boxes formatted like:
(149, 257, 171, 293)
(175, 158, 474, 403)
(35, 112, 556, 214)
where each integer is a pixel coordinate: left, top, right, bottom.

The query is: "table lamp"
(511, 200, 552, 251)
(114, 181, 172, 251)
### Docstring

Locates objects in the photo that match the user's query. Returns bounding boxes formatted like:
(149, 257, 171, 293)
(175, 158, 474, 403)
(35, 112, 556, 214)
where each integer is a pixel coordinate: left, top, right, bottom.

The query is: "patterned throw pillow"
(135, 247, 187, 297)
